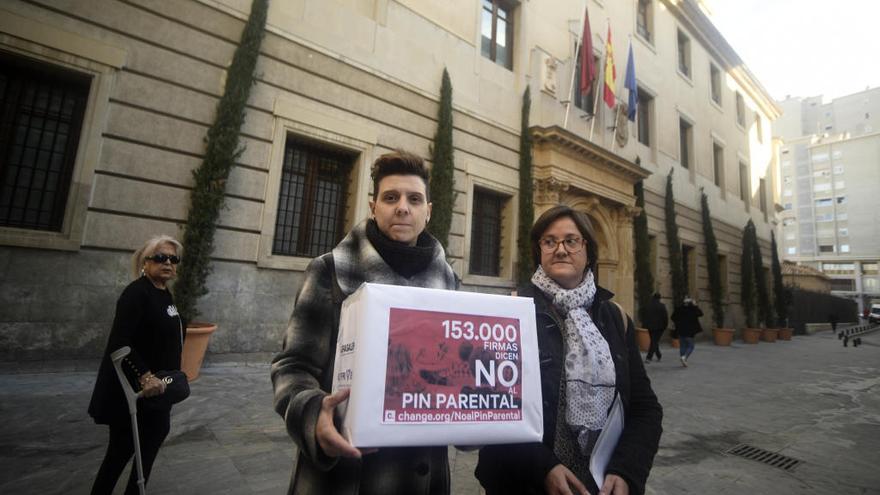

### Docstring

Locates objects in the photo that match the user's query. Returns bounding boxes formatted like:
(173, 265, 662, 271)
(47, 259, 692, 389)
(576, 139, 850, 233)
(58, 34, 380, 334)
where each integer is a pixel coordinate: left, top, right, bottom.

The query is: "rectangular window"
(815, 198, 833, 207)
(787, 247, 796, 255)
(739, 161, 749, 204)
(637, 0, 653, 43)
(819, 245, 835, 253)
(836, 196, 846, 204)
(679, 118, 692, 169)
(574, 53, 599, 114)
(833, 165, 844, 175)
(735, 92, 745, 127)
(840, 244, 850, 253)
(830, 279, 855, 291)
(862, 263, 879, 275)
(759, 178, 767, 215)
(710, 64, 722, 105)
(469, 188, 506, 276)
(273, 139, 353, 257)
(839, 228, 848, 236)
(712, 142, 724, 188)
(676, 29, 691, 77)
(682, 244, 696, 298)
(637, 89, 653, 146)
(0, 53, 91, 231)
(481, 0, 514, 70)
(755, 114, 764, 143)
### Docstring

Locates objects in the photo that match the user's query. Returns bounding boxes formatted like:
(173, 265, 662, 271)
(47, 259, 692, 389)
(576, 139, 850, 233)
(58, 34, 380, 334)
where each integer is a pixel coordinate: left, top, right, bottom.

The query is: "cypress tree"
(174, 0, 268, 322)
(740, 220, 756, 327)
(701, 191, 725, 328)
(516, 87, 535, 285)
(664, 169, 687, 307)
(428, 68, 455, 249)
(634, 179, 654, 326)
(770, 230, 789, 326)
(752, 225, 772, 327)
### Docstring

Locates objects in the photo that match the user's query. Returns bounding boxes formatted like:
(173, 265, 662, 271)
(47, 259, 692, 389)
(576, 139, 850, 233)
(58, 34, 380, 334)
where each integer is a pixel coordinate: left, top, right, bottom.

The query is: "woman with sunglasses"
(476, 206, 662, 495)
(88, 235, 185, 494)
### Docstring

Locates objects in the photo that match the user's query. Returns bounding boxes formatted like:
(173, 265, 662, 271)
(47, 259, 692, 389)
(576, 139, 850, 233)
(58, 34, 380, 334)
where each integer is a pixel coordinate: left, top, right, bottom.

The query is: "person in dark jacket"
(89, 235, 185, 495)
(670, 296, 703, 367)
(643, 293, 668, 363)
(476, 205, 663, 495)
(270, 151, 458, 495)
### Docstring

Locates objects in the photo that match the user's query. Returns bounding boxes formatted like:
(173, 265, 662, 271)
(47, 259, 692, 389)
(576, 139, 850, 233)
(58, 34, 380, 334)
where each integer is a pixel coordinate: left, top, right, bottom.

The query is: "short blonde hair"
(131, 235, 183, 279)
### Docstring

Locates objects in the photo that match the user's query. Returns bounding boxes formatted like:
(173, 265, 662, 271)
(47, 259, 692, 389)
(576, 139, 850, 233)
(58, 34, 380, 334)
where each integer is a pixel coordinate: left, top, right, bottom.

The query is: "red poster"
(383, 308, 523, 424)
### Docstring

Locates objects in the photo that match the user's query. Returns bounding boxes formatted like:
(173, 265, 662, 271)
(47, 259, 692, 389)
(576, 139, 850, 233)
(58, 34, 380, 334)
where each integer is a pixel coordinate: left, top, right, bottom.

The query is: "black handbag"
(140, 370, 190, 410)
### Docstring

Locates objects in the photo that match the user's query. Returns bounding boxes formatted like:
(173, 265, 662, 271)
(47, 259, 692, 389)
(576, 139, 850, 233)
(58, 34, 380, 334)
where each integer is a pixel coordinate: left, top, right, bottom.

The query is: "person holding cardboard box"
(271, 150, 458, 495)
(476, 206, 663, 495)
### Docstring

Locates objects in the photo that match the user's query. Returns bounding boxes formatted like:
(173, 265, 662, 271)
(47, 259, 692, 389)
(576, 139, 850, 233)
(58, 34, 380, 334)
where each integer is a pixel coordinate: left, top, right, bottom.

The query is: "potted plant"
(701, 192, 733, 346)
(770, 231, 794, 340)
(633, 179, 654, 353)
(174, 0, 268, 380)
(751, 224, 776, 343)
(664, 169, 687, 347)
(740, 220, 761, 344)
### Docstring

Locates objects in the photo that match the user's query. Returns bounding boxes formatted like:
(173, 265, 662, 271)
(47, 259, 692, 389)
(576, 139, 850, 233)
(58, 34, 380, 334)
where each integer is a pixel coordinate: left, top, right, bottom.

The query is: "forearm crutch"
(110, 346, 146, 495)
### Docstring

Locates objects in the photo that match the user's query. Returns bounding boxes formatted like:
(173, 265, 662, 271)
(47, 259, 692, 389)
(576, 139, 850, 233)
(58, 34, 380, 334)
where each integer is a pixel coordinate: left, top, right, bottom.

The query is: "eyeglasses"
(146, 254, 181, 264)
(538, 236, 585, 254)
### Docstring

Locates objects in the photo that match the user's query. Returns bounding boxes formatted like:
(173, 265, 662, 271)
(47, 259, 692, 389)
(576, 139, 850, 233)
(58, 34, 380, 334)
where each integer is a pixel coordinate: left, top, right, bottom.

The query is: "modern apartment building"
(774, 89, 880, 314)
(0, 0, 778, 359)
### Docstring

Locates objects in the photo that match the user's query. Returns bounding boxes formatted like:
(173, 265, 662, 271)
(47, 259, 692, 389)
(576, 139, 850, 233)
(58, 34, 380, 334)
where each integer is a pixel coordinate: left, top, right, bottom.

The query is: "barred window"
(273, 139, 353, 257)
(481, 0, 515, 70)
(0, 54, 90, 231)
(469, 189, 506, 277)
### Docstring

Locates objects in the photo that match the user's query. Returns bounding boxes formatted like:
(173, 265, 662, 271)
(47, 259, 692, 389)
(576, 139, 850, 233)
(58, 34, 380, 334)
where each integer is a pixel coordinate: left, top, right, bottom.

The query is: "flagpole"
(590, 18, 610, 142)
(563, 0, 590, 129)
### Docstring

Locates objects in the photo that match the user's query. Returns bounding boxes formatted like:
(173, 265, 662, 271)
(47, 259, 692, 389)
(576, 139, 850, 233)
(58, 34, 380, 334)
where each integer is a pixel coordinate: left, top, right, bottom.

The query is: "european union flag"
(625, 42, 638, 122)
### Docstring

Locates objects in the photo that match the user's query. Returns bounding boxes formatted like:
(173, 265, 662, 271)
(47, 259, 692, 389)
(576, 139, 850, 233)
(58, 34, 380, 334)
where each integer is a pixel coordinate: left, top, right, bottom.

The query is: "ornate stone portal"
(531, 125, 650, 313)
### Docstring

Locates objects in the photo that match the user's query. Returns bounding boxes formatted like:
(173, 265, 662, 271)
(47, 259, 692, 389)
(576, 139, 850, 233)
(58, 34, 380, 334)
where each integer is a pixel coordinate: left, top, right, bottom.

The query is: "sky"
(707, 0, 880, 103)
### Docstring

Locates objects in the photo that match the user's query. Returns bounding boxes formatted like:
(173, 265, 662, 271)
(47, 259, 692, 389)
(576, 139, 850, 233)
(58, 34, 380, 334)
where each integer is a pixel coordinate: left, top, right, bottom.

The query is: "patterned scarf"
(531, 266, 616, 455)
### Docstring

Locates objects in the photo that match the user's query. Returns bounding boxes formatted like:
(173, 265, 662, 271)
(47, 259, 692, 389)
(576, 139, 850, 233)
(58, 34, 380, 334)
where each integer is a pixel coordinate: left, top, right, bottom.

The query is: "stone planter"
(636, 327, 651, 352)
(181, 322, 217, 381)
(712, 327, 735, 346)
(777, 327, 794, 340)
(742, 327, 762, 344)
(761, 328, 779, 343)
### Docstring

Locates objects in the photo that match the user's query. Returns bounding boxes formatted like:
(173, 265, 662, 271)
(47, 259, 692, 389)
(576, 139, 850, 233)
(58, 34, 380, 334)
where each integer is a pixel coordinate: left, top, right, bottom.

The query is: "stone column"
(614, 205, 638, 316)
(533, 177, 570, 216)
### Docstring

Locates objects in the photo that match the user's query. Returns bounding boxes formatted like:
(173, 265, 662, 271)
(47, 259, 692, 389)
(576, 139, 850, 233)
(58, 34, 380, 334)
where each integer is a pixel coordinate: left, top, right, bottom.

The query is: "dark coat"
(88, 276, 184, 425)
(476, 283, 663, 495)
(270, 223, 458, 495)
(643, 299, 668, 333)
(671, 304, 704, 338)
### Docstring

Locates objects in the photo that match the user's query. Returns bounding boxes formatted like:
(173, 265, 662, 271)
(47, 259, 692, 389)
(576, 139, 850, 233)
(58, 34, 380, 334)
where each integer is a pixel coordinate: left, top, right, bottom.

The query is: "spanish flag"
(603, 25, 616, 109)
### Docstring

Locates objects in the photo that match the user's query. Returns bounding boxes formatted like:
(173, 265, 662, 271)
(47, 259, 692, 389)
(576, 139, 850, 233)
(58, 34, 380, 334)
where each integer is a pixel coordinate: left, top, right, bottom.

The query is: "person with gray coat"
(271, 151, 458, 495)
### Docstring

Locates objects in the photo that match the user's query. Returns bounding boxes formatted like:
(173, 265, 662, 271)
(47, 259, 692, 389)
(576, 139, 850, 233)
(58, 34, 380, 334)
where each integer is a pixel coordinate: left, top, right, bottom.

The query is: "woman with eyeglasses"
(88, 235, 185, 494)
(476, 206, 662, 495)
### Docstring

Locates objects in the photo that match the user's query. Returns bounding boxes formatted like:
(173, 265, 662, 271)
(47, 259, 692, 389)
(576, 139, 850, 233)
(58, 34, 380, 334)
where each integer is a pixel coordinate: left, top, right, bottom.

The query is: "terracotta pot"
(635, 327, 651, 352)
(777, 327, 794, 340)
(181, 322, 217, 381)
(761, 328, 779, 343)
(712, 327, 735, 346)
(742, 327, 762, 344)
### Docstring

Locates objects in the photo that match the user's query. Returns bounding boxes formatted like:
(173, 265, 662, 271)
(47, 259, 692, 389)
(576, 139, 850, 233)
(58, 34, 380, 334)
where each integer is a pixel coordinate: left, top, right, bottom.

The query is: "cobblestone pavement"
(1, 328, 878, 494)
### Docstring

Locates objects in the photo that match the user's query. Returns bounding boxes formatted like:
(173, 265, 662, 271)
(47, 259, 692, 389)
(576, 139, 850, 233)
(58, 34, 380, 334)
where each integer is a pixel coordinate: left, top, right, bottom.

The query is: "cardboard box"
(332, 283, 542, 447)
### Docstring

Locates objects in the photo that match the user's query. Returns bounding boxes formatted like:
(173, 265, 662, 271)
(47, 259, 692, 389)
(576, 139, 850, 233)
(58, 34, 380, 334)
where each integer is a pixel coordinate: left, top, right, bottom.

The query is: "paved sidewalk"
(1, 329, 878, 494)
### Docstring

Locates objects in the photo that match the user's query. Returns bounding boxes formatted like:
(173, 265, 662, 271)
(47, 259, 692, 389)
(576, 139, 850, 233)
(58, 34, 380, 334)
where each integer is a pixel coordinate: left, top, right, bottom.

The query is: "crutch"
(110, 346, 147, 495)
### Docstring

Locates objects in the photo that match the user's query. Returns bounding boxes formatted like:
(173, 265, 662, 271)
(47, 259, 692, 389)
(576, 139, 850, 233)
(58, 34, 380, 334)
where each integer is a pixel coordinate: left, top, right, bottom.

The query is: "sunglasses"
(146, 254, 181, 264)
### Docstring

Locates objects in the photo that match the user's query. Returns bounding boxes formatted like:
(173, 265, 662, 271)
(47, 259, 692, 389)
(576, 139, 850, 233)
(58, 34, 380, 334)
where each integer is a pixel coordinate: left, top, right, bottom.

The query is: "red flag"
(603, 25, 617, 108)
(579, 6, 596, 96)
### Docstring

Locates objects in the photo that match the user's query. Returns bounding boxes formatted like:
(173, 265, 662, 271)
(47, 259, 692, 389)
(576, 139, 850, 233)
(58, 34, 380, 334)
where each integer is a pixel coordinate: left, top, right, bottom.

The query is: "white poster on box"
(331, 283, 542, 448)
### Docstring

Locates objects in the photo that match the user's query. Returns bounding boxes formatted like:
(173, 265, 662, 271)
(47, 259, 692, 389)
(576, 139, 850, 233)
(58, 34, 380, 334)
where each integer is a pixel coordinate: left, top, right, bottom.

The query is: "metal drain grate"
(725, 444, 802, 471)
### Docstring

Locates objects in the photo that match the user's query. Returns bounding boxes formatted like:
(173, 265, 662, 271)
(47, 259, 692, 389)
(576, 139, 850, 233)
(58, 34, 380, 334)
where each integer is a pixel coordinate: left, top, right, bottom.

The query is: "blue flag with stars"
(625, 42, 638, 122)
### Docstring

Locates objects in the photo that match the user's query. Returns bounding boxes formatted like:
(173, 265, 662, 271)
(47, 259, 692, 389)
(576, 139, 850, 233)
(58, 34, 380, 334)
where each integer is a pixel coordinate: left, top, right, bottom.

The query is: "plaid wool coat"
(271, 221, 457, 495)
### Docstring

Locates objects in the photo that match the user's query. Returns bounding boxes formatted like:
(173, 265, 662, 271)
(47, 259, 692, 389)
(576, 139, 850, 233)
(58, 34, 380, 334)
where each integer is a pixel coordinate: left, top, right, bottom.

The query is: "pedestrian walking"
(644, 293, 668, 363)
(270, 151, 458, 494)
(671, 296, 703, 368)
(88, 235, 185, 494)
(476, 205, 663, 495)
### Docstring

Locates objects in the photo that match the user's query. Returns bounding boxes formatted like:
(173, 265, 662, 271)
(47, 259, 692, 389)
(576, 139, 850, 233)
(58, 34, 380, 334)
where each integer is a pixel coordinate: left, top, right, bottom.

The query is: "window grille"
(273, 139, 352, 257)
(0, 54, 90, 231)
(470, 189, 505, 276)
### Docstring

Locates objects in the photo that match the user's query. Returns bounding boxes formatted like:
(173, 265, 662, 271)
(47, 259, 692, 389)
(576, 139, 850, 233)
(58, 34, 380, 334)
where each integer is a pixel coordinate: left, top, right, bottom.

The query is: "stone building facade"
(0, 0, 778, 360)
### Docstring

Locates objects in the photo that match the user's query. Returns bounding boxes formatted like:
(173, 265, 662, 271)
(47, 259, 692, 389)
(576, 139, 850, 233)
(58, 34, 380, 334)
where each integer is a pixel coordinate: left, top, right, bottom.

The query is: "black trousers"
(646, 328, 664, 360)
(91, 408, 171, 495)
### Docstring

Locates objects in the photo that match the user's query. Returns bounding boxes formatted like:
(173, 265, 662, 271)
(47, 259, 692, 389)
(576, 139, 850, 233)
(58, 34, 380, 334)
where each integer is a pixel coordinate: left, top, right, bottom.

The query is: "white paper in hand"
(589, 394, 624, 489)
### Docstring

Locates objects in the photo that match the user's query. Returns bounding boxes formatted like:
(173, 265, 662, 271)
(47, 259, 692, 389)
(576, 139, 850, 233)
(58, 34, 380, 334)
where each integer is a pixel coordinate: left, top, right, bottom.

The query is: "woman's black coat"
(476, 282, 663, 495)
